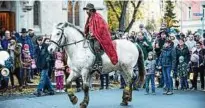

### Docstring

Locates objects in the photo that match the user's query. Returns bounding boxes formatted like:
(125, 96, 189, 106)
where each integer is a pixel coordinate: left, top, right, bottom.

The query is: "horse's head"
(48, 22, 85, 53)
(48, 23, 67, 53)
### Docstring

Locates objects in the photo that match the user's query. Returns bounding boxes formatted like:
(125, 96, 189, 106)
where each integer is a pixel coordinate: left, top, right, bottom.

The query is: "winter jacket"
(1, 38, 10, 50)
(36, 44, 50, 70)
(175, 44, 190, 65)
(144, 59, 156, 75)
(137, 37, 153, 59)
(177, 62, 188, 77)
(158, 46, 176, 70)
(14, 44, 22, 68)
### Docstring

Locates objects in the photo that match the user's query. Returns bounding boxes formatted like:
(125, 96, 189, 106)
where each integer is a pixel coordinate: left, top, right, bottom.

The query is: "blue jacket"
(18, 35, 34, 58)
(158, 46, 176, 70)
(1, 38, 10, 50)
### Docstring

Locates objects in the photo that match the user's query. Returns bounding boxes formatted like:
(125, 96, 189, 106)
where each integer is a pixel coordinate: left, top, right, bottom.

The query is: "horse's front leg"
(80, 69, 90, 108)
(66, 71, 79, 105)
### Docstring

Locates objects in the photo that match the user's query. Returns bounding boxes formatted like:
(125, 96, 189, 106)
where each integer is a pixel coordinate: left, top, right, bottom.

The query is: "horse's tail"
(135, 43, 145, 87)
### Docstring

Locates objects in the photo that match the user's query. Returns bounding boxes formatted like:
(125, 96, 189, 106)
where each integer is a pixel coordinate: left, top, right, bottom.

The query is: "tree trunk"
(119, 1, 128, 32)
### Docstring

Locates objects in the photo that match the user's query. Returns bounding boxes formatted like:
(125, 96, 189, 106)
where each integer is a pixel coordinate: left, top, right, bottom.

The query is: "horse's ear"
(62, 22, 68, 28)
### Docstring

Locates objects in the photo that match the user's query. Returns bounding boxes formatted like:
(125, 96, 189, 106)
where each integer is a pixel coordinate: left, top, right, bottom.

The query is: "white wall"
(15, 0, 107, 35)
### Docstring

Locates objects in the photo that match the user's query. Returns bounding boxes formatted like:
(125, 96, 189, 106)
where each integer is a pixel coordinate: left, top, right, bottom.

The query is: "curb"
(27, 83, 101, 88)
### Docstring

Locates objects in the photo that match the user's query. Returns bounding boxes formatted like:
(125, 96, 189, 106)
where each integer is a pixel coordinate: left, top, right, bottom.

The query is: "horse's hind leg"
(80, 69, 90, 108)
(66, 71, 79, 105)
(120, 69, 133, 106)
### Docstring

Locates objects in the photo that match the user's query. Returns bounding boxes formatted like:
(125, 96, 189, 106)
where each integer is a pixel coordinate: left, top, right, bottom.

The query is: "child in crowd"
(177, 56, 188, 90)
(22, 44, 32, 87)
(189, 53, 200, 90)
(144, 52, 156, 95)
(54, 51, 65, 92)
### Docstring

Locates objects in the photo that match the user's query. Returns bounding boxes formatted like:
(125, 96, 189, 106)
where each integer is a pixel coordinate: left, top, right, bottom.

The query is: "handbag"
(189, 73, 194, 80)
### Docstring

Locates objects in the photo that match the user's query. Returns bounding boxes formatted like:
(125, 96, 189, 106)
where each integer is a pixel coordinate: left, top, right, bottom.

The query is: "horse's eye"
(57, 33, 60, 35)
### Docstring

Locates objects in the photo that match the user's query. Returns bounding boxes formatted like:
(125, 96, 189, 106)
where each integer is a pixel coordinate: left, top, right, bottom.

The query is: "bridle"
(49, 27, 85, 48)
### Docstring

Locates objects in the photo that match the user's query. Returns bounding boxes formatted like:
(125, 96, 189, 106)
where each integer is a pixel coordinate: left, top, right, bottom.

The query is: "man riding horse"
(83, 3, 118, 72)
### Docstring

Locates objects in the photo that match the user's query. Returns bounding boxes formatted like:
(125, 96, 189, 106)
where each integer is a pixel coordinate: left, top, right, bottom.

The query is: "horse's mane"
(57, 22, 85, 37)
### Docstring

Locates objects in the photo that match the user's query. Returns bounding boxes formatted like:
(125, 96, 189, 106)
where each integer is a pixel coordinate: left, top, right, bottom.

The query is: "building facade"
(176, 0, 205, 33)
(0, 0, 107, 36)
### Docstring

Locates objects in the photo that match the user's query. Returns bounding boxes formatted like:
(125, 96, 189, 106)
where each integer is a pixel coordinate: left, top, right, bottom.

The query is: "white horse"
(48, 22, 145, 108)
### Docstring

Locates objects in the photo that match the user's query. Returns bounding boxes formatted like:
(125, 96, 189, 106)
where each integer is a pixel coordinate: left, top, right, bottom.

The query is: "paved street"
(0, 88, 205, 108)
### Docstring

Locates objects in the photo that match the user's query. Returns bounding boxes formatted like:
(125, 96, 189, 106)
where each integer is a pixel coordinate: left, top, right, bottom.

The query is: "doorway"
(0, 12, 15, 31)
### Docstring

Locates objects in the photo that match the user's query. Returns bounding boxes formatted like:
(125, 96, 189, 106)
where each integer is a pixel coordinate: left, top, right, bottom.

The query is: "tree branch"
(131, 1, 136, 8)
(125, 1, 142, 32)
(119, 1, 123, 8)
(107, 1, 120, 21)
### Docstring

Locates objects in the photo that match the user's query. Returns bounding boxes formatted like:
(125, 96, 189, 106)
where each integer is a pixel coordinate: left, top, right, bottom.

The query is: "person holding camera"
(136, 32, 153, 60)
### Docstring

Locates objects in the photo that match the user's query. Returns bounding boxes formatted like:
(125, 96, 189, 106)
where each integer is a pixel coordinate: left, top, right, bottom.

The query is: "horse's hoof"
(71, 96, 78, 105)
(128, 97, 132, 102)
(120, 102, 128, 106)
(80, 102, 88, 108)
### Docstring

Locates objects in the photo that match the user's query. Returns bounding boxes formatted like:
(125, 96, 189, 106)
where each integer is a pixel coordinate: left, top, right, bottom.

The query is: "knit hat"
(179, 56, 184, 62)
(23, 44, 30, 52)
(148, 52, 154, 56)
(190, 54, 199, 63)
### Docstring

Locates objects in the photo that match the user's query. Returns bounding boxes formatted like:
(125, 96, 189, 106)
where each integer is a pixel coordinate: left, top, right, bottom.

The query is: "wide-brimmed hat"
(21, 28, 27, 33)
(83, 3, 96, 10)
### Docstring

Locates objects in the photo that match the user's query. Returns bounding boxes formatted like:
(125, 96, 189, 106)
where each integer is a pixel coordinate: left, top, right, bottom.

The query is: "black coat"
(36, 44, 50, 70)
(176, 44, 190, 65)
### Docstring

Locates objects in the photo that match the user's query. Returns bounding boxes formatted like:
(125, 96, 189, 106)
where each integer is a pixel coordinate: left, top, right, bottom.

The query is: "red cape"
(85, 12, 118, 65)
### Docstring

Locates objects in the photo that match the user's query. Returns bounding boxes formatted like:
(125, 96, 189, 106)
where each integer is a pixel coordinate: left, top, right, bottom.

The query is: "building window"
(0, 1, 7, 8)
(188, 7, 191, 19)
(74, 2, 79, 26)
(33, 1, 41, 26)
(68, 1, 73, 23)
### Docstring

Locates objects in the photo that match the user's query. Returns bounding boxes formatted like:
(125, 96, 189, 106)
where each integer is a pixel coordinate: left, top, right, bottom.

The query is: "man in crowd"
(17, 28, 34, 84)
(34, 37, 54, 96)
(136, 32, 153, 60)
(1, 30, 12, 50)
(191, 42, 205, 90)
(154, 31, 167, 88)
(175, 39, 190, 89)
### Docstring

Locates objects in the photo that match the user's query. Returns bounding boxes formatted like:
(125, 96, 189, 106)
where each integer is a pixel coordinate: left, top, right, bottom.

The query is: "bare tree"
(106, 0, 142, 32)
